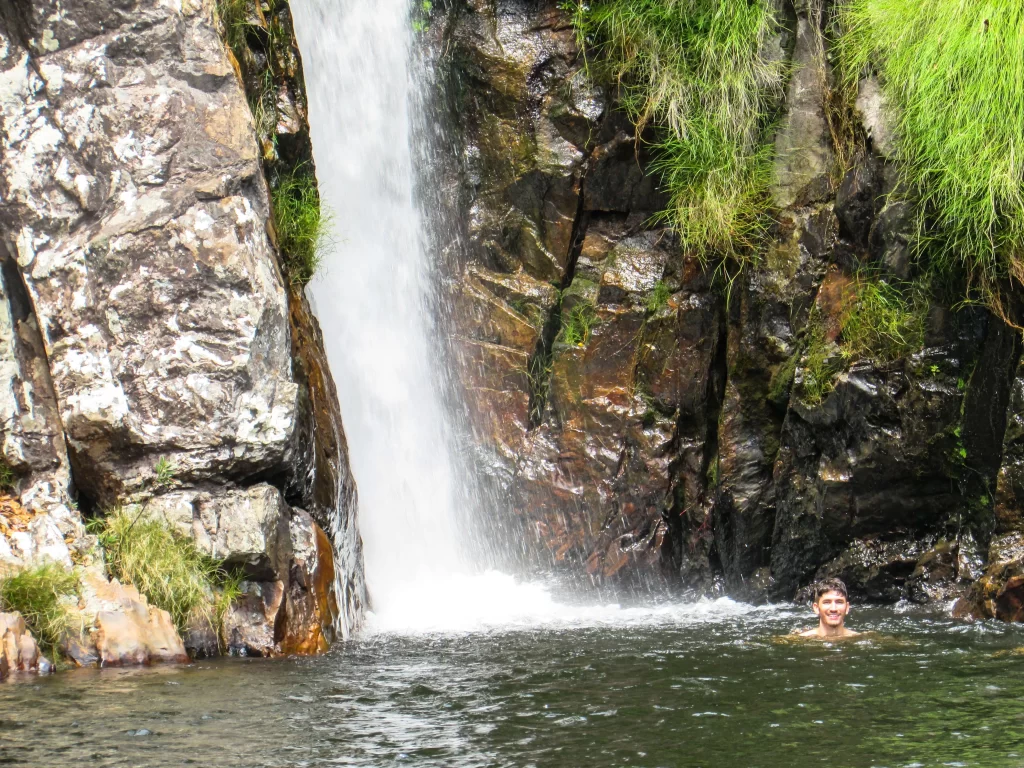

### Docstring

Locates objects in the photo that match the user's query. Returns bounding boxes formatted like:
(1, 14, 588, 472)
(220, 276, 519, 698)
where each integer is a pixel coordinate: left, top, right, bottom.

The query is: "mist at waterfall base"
(290, 0, 640, 633)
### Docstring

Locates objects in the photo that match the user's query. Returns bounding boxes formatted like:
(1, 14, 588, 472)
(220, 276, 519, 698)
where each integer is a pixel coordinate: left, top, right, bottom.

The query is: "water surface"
(5, 601, 1024, 767)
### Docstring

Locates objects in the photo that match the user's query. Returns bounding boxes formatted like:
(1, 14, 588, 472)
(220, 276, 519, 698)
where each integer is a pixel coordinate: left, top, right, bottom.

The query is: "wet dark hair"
(813, 578, 848, 602)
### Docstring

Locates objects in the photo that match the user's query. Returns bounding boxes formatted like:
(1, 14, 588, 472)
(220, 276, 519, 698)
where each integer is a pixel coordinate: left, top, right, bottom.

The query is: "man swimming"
(796, 578, 860, 639)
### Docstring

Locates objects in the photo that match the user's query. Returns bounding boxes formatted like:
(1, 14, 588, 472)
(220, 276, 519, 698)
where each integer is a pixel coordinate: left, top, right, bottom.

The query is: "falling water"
(290, 0, 509, 630)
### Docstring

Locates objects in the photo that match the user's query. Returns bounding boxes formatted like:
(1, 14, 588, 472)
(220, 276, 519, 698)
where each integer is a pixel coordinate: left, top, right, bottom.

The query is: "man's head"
(812, 578, 850, 630)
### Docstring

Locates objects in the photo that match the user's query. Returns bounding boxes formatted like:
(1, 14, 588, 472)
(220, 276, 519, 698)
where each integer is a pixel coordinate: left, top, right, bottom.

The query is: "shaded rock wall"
(437, 0, 1023, 603)
(0, 0, 363, 657)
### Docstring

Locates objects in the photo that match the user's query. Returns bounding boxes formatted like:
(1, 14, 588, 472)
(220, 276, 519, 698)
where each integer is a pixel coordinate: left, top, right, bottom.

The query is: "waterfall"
(290, 0, 494, 630)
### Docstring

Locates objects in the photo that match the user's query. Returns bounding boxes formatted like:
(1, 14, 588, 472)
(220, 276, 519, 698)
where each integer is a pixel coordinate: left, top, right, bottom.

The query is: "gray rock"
(772, 14, 835, 208)
(0, 0, 298, 507)
(856, 75, 897, 158)
(141, 484, 293, 581)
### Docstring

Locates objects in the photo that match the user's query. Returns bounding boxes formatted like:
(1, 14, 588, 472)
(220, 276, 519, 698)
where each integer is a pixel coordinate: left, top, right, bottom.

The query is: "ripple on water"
(4, 605, 1024, 767)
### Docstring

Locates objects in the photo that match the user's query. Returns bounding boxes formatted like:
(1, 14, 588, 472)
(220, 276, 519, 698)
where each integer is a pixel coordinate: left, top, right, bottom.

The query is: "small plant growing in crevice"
(795, 317, 841, 406)
(412, 0, 433, 33)
(0, 457, 16, 492)
(92, 508, 241, 637)
(839, 275, 927, 363)
(154, 456, 176, 488)
(795, 273, 926, 405)
(527, 350, 554, 425)
(272, 171, 332, 285)
(558, 300, 598, 347)
(0, 563, 79, 661)
(645, 280, 671, 313)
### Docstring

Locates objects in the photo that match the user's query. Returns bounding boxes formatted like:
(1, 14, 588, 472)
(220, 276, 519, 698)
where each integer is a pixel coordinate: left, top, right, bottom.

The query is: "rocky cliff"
(434, 0, 1024, 606)
(0, 0, 364, 663)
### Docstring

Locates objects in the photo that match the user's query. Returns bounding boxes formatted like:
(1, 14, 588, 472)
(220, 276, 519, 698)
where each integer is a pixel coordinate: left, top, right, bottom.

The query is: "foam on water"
(364, 571, 788, 634)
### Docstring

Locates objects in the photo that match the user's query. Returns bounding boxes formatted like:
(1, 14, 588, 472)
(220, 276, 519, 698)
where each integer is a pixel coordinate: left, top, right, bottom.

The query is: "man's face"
(813, 590, 850, 627)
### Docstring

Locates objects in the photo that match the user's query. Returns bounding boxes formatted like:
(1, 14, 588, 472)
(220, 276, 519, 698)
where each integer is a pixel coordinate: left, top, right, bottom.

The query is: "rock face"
(436, 0, 1023, 604)
(0, 0, 364, 661)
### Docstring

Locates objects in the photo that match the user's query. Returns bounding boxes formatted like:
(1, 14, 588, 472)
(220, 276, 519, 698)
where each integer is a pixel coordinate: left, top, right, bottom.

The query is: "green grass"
(154, 456, 176, 488)
(566, 0, 785, 268)
(796, 274, 925, 405)
(558, 300, 598, 346)
(797, 316, 841, 406)
(92, 509, 240, 637)
(272, 172, 332, 285)
(0, 564, 79, 661)
(839, 274, 926, 363)
(837, 2, 1024, 310)
(0, 458, 15, 491)
(215, 0, 251, 59)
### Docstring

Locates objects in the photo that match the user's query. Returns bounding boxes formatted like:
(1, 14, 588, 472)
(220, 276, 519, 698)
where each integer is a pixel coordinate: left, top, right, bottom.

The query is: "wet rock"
(995, 362, 1024, 533)
(810, 535, 974, 604)
(834, 155, 886, 246)
(770, 326, 982, 598)
(713, 207, 834, 594)
(772, 9, 834, 208)
(284, 288, 364, 637)
(280, 509, 338, 655)
(63, 571, 187, 667)
(224, 579, 286, 657)
(953, 533, 1024, 622)
(0, 611, 48, 677)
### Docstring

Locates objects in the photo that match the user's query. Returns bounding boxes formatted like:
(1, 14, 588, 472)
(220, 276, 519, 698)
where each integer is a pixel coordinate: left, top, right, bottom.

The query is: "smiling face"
(813, 590, 850, 629)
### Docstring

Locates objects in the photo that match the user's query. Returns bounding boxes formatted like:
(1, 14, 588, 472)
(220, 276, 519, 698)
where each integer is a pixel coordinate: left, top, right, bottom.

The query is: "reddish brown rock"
(953, 534, 1024, 622)
(63, 572, 187, 667)
(0, 611, 49, 678)
(281, 510, 338, 656)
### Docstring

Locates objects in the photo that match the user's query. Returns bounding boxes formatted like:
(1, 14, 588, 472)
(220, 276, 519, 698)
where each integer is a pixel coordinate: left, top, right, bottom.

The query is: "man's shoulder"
(794, 628, 819, 637)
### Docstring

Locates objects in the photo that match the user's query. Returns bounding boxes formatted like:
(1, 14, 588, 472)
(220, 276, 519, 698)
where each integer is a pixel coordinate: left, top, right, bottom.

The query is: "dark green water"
(4, 600, 1024, 767)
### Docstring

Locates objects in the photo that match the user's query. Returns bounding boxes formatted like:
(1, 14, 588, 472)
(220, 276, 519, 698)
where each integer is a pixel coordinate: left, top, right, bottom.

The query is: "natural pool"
(3, 601, 1024, 768)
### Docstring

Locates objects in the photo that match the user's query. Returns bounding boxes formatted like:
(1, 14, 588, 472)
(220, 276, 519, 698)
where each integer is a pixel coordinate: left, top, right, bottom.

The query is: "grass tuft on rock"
(796, 273, 926, 405)
(272, 171, 332, 285)
(837, 1, 1024, 308)
(559, 300, 598, 346)
(567, 0, 786, 269)
(0, 563, 79, 660)
(839, 275, 926, 363)
(93, 509, 238, 635)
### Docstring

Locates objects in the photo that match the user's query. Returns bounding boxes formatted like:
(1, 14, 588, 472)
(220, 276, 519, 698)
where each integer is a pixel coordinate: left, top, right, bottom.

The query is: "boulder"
(953, 533, 1024, 622)
(141, 484, 293, 581)
(808, 535, 976, 604)
(63, 571, 187, 667)
(223, 579, 286, 657)
(0, 0, 299, 506)
(0, 611, 50, 678)
(280, 509, 338, 655)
